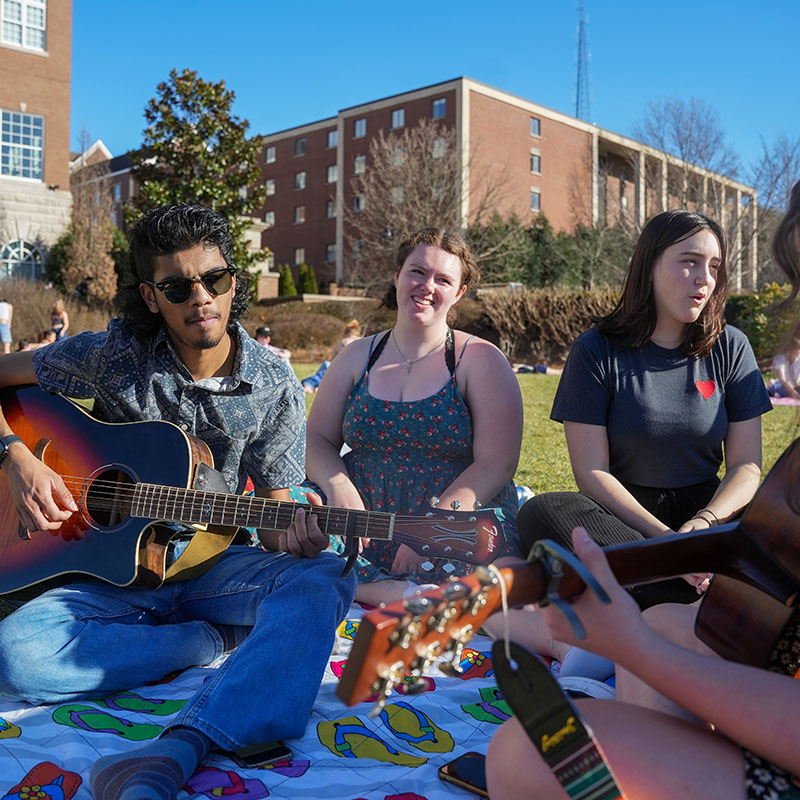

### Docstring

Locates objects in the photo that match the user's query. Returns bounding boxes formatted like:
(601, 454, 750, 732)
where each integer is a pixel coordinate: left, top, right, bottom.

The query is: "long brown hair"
(597, 210, 728, 357)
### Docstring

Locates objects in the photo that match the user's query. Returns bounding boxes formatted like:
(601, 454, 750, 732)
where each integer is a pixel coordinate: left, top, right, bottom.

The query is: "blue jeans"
(0, 546, 356, 750)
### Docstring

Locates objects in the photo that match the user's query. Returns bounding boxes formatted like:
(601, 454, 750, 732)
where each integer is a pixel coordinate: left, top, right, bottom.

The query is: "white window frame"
(1, 108, 44, 180)
(530, 116, 541, 137)
(294, 137, 306, 157)
(353, 118, 366, 138)
(391, 108, 405, 129)
(327, 129, 338, 149)
(530, 153, 541, 174)
(326, 199, 336, 219)
(265, 178, 276, 196)
(353, 193, 365, 212)
(432, 98, 446, 119)
(325, 243, 336, 262)
(0, 238, 43, 279)
(432, 137, 446, 159)
(294, 247, 305, 266)
(1, 0, 46, 51)
(265, 145, 276, 164)
(530, 189, 541, 212)
(326, 164, 337, 183)
(264, 210, 275, 228)
(353, 154, 366, 176)
(294, 171, 306, 190)
(294, 205, 305, 224)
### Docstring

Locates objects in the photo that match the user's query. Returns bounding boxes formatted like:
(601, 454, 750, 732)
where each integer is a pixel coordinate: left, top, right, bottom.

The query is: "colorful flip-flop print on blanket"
(461, 686, 512, 724)
(0, 715, 20, 738)
(337, 618, 361, 640)
(94, 690, 186, 716)
(330, 660, 435, 701)
(3, 762, 82, 800)
(317, 716, 427, 766)
(184, 766, 268, 800)
(52, 704, 162, 740)
(379, 702, 454, 753)
(455, 648, 494, 679)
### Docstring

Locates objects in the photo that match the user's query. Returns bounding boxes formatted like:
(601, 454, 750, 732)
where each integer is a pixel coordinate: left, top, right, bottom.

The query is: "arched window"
(0, 239, 44, 280)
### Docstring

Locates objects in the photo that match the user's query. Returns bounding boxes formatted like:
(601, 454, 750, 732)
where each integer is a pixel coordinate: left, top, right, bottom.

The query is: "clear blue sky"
(72, 0, 797, 178)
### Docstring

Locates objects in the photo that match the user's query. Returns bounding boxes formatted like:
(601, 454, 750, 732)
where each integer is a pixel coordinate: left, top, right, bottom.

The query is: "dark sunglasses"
(144, 265, 236, 304)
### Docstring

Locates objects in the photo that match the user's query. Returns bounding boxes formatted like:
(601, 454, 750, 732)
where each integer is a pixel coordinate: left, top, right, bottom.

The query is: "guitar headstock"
(336, 564, 521, 711)
(393, 507, 506, 565)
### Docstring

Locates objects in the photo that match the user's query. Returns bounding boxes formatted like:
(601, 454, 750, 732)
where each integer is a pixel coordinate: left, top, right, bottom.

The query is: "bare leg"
(487, 699, 745, 800)
(617, 601, 715, 722)
(482, 606, 570, 662)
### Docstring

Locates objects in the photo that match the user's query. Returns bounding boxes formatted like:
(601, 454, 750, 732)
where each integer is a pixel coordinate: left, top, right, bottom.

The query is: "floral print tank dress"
(328, 330, 520, 584)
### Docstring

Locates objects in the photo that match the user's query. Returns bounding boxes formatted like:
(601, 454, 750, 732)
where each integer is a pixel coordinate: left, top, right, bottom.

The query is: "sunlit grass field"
(295, 364, 797, 493)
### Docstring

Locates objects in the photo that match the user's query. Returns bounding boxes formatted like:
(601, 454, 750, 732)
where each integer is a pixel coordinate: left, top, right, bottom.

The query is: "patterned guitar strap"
(493, 639, 627, 800)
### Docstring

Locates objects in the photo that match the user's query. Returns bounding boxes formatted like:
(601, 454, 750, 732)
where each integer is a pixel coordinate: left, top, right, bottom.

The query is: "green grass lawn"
(294, 364, 798, 493)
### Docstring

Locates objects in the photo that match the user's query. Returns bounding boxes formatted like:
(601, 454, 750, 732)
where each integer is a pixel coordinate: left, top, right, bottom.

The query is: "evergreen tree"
(278, 264, 298, 296)
(297, 263, 319, 294)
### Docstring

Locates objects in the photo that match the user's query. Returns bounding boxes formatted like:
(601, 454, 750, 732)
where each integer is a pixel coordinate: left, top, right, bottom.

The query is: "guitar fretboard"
(130, 483, 395, 540)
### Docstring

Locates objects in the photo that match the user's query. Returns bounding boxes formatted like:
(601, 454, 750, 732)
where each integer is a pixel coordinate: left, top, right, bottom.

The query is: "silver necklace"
(391, 329, 446, 375)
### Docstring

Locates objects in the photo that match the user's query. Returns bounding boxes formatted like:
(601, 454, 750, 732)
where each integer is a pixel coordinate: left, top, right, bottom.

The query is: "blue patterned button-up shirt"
(32, 319, 306, 494)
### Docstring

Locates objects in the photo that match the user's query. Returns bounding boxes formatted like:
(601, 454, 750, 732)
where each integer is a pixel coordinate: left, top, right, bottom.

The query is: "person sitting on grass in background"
(486, 182, 800, 800)
(255, 324, 292, 366)
(50, 299, 69, 340)
(292, 227, 523, 607)
(301, 318, 363, 395)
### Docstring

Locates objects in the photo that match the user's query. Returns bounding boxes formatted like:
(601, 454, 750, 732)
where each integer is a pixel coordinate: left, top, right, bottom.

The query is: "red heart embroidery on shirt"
(696, 380, 716, 399)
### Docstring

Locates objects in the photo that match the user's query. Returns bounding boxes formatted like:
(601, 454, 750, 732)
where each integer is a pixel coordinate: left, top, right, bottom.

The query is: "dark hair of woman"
(596, 210, 728, 358)
(381, 227, 480, 325)
(115, 203, 250, 340)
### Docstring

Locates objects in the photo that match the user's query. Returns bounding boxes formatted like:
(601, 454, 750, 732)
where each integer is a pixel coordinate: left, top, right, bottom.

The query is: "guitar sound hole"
(85, 469, 134, 527)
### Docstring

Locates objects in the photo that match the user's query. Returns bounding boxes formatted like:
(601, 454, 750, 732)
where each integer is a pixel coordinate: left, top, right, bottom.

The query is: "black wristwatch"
(0, 435, 24, 467)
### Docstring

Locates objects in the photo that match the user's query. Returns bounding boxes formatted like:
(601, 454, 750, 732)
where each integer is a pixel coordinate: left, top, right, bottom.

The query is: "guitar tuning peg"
(429, 496, 440, 508)
(399, 677, 429, 695)
(442, 562, 456, 574)
(473, 500, 482, 510)
(420, 560, 435, 572)
(450, 500, 461, 510)
(438, 655, 464, 678)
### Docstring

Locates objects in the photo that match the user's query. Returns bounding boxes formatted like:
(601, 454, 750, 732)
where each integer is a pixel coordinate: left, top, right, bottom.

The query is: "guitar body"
(0, 386, 210, 593)
(696, 437, 800, 665)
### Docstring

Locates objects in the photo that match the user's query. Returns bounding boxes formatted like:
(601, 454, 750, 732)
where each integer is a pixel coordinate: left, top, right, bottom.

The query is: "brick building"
(258, 77, 757, 291)
(0, 0, 72, 279)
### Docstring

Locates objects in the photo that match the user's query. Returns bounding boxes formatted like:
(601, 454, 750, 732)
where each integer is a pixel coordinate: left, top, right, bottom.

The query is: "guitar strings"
(486, 563, 512, 663)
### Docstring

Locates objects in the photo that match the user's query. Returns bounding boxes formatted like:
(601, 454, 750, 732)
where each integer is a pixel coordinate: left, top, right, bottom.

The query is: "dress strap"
(452, 332, 475, 374)
(366, 331, 392, 373)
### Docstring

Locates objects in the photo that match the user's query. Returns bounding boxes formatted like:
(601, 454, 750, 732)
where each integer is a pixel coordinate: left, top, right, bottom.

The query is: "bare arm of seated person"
(0, 352, 77, 532)
(565, 420, 673, 538)
(676, 417, 762, 533)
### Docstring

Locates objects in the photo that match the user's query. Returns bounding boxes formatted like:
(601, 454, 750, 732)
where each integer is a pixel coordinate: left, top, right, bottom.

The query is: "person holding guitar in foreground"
(0, 204, 357, 800)
(300, 227, 523, 607)
(486, 187, 800, 799)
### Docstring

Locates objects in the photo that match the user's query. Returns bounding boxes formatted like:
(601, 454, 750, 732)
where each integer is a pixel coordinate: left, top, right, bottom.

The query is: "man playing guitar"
(0, 203, 357, 800)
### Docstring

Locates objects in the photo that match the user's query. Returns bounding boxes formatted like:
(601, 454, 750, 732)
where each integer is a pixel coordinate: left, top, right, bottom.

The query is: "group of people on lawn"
(0, 190, 798, 800)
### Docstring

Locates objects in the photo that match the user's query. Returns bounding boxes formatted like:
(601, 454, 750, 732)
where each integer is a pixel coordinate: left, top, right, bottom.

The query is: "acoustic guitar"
(0, 386, 505, 594)
(336, 438, 800, 709)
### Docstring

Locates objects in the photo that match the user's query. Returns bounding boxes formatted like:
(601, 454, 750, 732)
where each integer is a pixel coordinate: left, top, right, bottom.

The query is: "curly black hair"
(116, 203, 250, 339)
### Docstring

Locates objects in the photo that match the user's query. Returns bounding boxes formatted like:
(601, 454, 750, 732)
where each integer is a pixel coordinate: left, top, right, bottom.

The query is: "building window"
(264, 210, 275, 228)
(1, 0, 46, 51)
(530, 190, 541, 211)
(391, 186, 404, 204)
(326, 199, 336, 219)
(294, 205, 305, 224)
(326, 243, 336, 262)
(391, 108, 405, 129)
(353, 154, 366, 175)
(0, 238, 43, 279)
(294, 171, 306, 190)
(353, 193, 365, 212)
(327, 129, 338, 149)
(1, 109, 44, 180)
(294, 247, 305, 265)
(265, 178, 275, 196)
(432, 137, 446, 159)
(326, 164, 337, 183)
(530, 153, 541, 174)
(392, 146, 404, 167)
(265, 145, 276, 164)
(530, 116, 541, 137)
(353, 118, 366, 138)
(112, 183, 122, 202)
(264, 253, 275, 270)
(432, 98, 446, 119)
(294, 137, 306, 156)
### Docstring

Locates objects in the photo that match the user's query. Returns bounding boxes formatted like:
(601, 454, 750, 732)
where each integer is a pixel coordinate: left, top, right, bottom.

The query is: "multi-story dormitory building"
(0, 0, 72, 279)
(258, 77, 758, 291)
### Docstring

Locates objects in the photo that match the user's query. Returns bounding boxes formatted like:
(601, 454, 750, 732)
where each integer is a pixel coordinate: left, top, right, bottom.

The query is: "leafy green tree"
(127, 68, 267, 274)
(297, 263, 319, 294)
(278, 264, 298, 297)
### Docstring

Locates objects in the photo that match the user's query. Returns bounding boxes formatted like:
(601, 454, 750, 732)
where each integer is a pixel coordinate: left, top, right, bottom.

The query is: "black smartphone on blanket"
(438, 751, 489, 798)
(228, 740, 292, 768)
